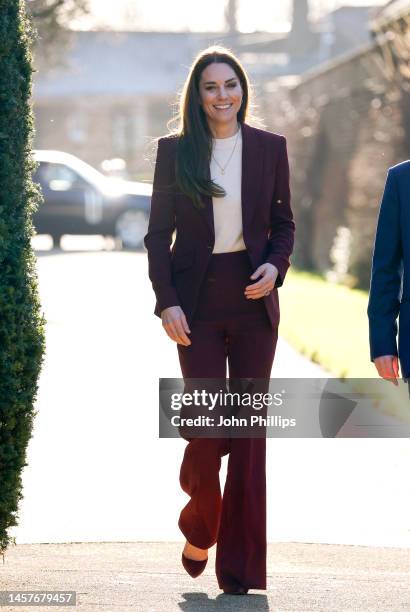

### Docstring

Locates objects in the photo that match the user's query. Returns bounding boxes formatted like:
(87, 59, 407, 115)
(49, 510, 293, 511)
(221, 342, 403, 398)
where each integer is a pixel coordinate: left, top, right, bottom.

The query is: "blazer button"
(277, 199, 282, 203)
(207, 245, 213, 250)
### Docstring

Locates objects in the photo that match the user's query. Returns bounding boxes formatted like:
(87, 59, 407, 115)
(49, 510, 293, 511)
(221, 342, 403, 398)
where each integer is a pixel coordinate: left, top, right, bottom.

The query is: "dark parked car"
(32, 150, 151, 249)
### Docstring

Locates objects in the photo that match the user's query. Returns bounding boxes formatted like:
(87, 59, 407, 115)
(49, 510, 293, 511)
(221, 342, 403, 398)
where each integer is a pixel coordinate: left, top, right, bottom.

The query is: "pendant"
(221, 168, 225, 174)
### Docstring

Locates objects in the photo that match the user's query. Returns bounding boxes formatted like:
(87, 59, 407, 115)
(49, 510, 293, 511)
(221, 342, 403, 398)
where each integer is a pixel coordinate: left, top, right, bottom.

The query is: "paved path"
(9, 246, 410, 548)
(1, 541, 410, 611)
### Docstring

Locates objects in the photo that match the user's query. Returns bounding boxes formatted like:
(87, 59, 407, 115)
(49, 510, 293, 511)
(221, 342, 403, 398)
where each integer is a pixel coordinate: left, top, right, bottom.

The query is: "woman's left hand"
(244, 263, 279, 299)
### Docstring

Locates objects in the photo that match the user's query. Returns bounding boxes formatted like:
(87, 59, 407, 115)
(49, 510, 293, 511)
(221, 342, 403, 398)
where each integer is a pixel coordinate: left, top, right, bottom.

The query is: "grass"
(279, 268, 374, 378)
(278, 269, 410, 423)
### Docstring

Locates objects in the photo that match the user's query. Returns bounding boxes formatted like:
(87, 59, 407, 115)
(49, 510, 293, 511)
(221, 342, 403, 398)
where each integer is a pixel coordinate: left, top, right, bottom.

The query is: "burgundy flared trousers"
(176, 250, 278, 590)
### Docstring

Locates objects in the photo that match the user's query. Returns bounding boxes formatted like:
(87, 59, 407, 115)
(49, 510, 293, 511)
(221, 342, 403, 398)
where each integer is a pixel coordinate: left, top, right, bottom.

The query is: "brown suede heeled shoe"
(181, 552, 208, 578)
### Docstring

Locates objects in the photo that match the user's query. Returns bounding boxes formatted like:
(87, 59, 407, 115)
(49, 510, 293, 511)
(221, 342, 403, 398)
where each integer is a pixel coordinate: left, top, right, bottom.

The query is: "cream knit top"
(210, 127, 246, 253)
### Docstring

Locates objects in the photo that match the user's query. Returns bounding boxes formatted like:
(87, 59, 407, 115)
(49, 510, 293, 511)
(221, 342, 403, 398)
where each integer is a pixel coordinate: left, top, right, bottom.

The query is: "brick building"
(267, 0, 410, 288)
(32, 1, 376, 181)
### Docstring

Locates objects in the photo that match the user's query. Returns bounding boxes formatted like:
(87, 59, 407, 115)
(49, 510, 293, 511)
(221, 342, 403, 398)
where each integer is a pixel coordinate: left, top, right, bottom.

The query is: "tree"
(370, 6, 410, 91)
(0, 0, 46, 556)
(25, 0, 90, 68)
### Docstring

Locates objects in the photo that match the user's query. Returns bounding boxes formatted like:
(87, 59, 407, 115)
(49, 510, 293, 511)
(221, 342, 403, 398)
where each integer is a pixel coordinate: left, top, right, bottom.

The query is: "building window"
(112, 112, 128, 154)
(66, 112, 87, 144)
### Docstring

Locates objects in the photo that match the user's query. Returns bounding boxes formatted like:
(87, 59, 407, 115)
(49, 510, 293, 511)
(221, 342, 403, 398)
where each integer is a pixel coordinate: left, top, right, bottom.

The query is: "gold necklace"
(211, 124, 240, 175)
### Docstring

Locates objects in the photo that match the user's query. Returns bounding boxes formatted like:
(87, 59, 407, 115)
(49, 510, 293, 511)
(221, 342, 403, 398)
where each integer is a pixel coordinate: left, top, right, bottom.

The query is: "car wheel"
(51, 234, 62, 249)
(115, 210, 149, 250)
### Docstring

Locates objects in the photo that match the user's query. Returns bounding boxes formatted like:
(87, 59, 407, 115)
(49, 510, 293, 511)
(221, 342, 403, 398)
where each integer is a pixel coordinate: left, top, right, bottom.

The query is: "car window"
(36, 162, 87, 191)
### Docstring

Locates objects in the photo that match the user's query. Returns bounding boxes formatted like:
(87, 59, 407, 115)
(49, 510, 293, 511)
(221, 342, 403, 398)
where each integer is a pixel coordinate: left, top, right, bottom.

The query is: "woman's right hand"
(161, 306, 191, 346)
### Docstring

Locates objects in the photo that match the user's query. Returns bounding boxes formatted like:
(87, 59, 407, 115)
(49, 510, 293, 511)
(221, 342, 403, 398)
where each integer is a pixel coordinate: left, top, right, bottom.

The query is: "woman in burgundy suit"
(144, 45, 295, 595)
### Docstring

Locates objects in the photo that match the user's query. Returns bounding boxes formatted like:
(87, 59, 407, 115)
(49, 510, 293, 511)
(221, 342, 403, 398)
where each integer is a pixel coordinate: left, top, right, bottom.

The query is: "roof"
(32, 30, 288, 99)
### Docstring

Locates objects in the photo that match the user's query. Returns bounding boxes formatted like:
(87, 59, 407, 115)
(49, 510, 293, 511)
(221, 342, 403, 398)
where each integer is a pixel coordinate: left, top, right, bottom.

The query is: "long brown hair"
(164, 45, 260, 210)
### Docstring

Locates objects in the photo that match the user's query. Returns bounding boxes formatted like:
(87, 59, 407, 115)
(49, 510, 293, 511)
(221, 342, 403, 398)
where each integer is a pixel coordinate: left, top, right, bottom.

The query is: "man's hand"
(374, 355, 400, 386)
(245, 263, 279, 299)
(161, 305, 191, 346)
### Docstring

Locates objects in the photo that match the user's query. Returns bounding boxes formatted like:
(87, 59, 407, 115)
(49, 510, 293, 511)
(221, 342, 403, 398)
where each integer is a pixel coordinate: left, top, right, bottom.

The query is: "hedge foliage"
(0, 1, 46, 555)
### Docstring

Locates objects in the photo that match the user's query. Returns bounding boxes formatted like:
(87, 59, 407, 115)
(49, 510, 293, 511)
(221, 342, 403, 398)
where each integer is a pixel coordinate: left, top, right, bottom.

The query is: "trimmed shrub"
(0, 1, 46, 556)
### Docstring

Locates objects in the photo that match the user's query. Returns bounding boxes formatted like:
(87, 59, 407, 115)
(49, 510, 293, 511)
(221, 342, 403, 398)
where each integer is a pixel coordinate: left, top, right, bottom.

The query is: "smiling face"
(198, 62, 243, 134)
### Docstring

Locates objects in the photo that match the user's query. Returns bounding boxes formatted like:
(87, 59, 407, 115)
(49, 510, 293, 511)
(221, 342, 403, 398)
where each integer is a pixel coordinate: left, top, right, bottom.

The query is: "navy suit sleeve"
(367, 168, 403, 361)
(143, 138, 180, 314)
(265, 135, 295, 287)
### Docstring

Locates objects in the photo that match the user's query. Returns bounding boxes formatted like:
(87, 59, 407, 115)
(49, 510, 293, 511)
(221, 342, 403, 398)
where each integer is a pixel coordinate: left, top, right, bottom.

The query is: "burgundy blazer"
(143, 121, 295, 329)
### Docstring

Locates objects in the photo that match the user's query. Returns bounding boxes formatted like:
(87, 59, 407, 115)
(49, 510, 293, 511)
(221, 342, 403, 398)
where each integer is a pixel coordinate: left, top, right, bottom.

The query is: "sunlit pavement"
(1, 541, 410, 611)
(10, 236, 410, 549)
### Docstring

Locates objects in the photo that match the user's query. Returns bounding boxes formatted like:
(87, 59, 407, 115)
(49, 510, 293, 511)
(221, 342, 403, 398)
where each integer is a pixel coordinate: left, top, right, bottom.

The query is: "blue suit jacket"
(367, 160, 410, 377)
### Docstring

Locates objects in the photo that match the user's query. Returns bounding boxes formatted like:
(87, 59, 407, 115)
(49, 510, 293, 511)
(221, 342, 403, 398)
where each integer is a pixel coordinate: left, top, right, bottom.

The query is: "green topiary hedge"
(0, 1, 46, 556)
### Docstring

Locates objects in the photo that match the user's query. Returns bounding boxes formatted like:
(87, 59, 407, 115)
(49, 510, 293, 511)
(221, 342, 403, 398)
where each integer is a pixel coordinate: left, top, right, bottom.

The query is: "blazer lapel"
(241, 122, 264, 233)
(198, 121, 264, 239)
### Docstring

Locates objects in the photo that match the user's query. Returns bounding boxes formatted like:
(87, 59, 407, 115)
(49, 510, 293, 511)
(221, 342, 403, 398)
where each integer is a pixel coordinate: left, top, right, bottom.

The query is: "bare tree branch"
(30, 0, 65, 19)
(25, 0, 90, 69)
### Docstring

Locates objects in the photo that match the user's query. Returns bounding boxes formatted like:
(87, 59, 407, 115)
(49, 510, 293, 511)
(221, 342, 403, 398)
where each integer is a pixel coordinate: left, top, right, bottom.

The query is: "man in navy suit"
(368, 161, 410, 387)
